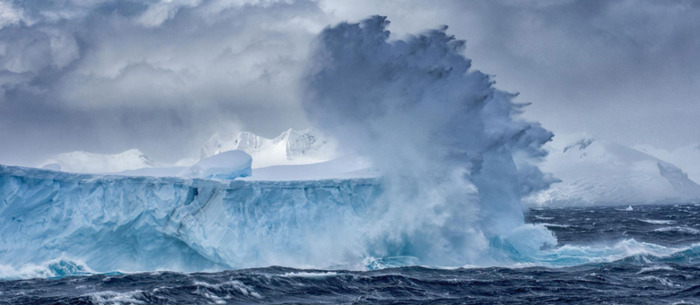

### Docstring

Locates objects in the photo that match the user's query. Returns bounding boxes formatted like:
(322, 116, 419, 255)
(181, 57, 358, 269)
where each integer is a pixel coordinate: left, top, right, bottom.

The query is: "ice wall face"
(0, 165, 380, 274)
(303, 16, 556, 264)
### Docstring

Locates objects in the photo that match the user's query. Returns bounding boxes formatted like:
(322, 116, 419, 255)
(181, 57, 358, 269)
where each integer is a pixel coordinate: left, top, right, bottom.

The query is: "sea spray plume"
(304, 16, 556, 265)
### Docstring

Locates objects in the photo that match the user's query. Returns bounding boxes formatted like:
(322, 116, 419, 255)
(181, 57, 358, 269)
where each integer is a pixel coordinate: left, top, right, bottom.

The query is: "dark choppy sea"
(1, 204, 699, 304)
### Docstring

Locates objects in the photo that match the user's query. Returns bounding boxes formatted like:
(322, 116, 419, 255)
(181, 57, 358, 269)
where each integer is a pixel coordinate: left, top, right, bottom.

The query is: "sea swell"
(1, 252, 698, 305)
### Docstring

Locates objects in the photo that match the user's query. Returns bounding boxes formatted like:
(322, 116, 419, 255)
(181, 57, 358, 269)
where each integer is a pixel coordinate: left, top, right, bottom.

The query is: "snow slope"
(526, 135, 700, 206)
(37, 129, 336, 176)
(635, 143, 700, 184)
(110, 150, 368, 181)
(243, 155, 377, 181)
(179, 150, 252, 180)
(39, 149, 157, 173)
(112, 151, 253, 180)
(200, 129, 337, 168)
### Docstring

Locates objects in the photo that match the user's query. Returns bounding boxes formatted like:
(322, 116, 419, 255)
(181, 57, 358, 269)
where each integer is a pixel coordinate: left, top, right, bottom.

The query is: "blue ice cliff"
(0, 164, 380, 274)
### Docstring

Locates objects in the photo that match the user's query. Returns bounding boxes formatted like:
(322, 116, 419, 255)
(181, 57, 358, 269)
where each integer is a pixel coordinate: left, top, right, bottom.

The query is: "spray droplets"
(304, 16, 556, 264)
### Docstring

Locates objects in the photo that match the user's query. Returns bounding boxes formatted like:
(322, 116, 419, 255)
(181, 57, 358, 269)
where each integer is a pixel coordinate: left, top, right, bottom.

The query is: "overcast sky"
(1, 0, 699, 166)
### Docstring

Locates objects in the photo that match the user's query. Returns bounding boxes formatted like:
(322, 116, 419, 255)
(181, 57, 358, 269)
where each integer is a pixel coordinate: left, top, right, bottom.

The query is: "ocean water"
(1, 204, 698, 304)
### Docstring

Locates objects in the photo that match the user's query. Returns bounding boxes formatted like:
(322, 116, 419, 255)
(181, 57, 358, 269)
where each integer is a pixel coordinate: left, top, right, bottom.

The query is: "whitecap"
(653, 226, 699, 234)
(637, 265, 675, 274)
(533, 215, 554, 220)
(534, 239, 684, 266)
(281, 272, 339, 278)
(0, 258, 94, 280)
(637, 219, 674, 225)
(639, 276, 678, 288)
(87, 290, 145, 305)
(536, 223, 571, 228)
(193, 280, 262, 299)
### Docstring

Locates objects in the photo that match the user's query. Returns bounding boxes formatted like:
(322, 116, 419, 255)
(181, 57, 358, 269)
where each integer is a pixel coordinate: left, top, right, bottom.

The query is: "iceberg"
(0, 164, 380, 274)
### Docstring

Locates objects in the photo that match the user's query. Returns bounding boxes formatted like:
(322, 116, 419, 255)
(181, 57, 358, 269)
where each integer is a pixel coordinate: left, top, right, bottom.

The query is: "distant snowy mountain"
(36, 129, 339, 177)
(39, 149, 157, 173)
(112, 150, 253, 180)
(200, 128, 337, 168)
(526, 135, 700, 206)
(635, 143, 700, 183)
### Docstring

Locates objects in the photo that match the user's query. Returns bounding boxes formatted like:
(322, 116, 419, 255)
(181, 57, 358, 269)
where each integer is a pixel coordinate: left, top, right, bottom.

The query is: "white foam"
(87, 290, 145, 305)
(654, 226, 700, 234)
(193, 280, 262, 299)
(536, 223, 572, 228)
(639, 276, 678, 288)
(637, 265, 675, 274)
(303, 15, 557, 268)
(281, 272, 339, 278)
(638, 219, 674, 225)
(0, 258, 93, 279)
(535, 239, 687, 266)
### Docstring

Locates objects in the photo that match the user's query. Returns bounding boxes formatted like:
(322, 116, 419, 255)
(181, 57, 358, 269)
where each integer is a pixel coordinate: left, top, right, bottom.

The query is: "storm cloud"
(1, 0, 699, 166)
(0, 0, 328, 164)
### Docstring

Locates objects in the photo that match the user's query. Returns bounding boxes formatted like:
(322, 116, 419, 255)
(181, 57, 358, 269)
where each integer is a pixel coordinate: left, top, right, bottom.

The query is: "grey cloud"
(321, 0, 700, 148)
(0, 0, 326, 165)
(467, 0, 700, 147)
(1, 0, 699, 166)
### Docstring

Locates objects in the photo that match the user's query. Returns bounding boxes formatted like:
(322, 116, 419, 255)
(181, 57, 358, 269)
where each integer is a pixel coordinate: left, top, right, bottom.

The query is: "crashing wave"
(0, 258, 94, 280)
(303, 16, 557, 266)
